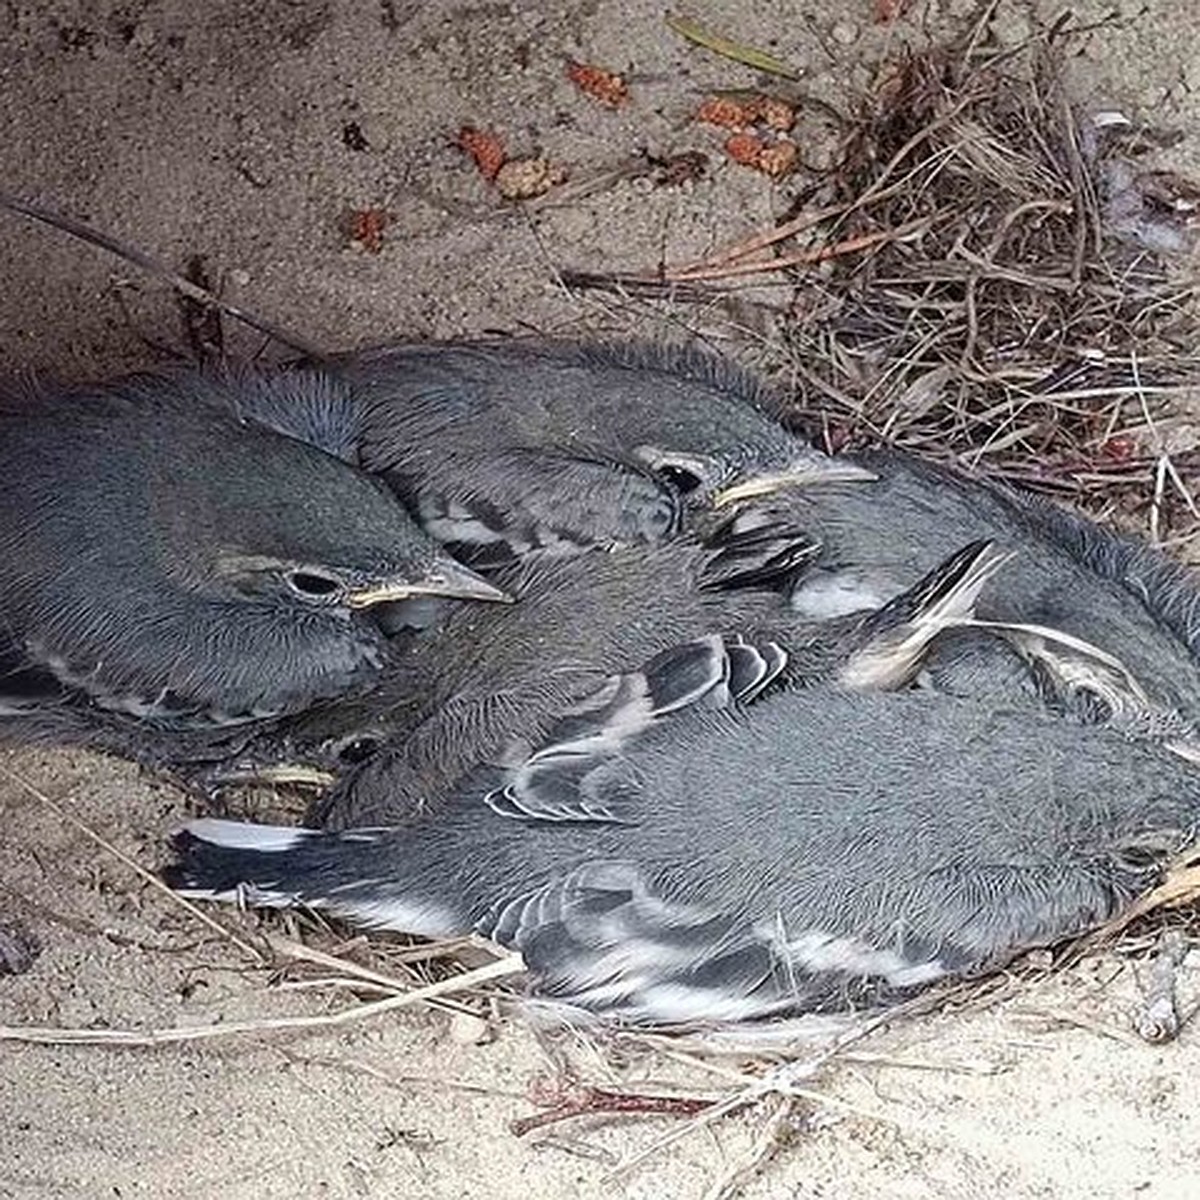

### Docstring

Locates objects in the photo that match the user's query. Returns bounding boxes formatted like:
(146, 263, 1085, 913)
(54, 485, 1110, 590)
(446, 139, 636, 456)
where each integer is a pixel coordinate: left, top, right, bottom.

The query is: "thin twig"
(0, 188, 323, 357)
(0, 952, 524, 1046)
(701, 1094, 801, 1200)
(0, 763, 268, 965)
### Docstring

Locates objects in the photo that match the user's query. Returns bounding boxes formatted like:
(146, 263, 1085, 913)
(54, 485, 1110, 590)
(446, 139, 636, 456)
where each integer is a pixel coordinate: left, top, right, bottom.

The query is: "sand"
(3, 2, 1200, 1196)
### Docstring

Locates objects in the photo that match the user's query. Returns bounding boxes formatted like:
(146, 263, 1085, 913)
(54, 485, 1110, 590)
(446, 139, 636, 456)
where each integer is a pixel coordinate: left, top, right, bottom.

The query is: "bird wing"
(840, 539, 1014, 690)
(484, 634, 787, 824)
(390, 444, 684, 566)
(950, 616, 1197, 747)
(697, 511, 824, 592)
(477, 860, 798, 1023)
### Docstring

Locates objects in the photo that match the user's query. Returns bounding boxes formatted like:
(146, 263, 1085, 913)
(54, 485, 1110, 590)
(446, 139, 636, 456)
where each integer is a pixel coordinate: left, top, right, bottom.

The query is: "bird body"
(170, 646, 1200, 1025)
(0, 372, 505, 729)
(216, 339, 875, 565)
(721, 449, 1200, 728)
(211, 339, 1200, 729)
(213, 534, 1004, 828)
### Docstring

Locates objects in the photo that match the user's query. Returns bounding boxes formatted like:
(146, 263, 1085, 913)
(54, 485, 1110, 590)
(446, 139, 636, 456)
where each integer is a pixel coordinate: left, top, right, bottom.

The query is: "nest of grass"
(572, 14, 1200, 544)
(776, 17, 1200, 541)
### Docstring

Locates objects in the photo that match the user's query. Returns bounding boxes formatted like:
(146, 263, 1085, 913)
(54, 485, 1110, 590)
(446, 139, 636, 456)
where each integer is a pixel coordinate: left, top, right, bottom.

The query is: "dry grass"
(776, 18, 1200, 537)
(569, 13, 1200, 544)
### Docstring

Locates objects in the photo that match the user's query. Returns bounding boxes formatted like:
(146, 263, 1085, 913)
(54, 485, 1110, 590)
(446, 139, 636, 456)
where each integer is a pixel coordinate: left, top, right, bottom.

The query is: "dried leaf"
(666, 13, 800, 79)
(346, 208, 389, 254)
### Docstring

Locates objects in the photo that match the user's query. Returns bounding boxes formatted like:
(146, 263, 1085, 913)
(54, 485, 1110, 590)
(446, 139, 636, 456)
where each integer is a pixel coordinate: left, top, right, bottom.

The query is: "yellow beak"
(209, 762, 338, 788)
(347, 559, 513, 608)
(712, 460, 877, 508)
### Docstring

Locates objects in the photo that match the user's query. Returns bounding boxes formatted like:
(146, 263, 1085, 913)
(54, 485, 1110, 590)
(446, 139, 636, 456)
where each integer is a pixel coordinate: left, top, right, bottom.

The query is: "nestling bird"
(199, 441, 1200, 818)
(219, 339, 876, 566)
(0, 371, 507, 730)
(217, 340, 1200, 727)
(168, 633, 1200, 1026)
(722, 448, 1200, 730)
(209, 534, 1008, 829)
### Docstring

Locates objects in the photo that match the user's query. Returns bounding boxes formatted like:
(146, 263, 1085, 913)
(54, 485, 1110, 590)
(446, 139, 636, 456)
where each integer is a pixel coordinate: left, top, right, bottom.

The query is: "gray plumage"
(0, 372, 505, 729)
(221, 339, 874, 565)
(206, 449, 1200, 816)
(211, 339, 1200, 724)
(213, 534, 1004, 828)
(729, 449, 1200, 728)
(168, 634, 1200, 1026)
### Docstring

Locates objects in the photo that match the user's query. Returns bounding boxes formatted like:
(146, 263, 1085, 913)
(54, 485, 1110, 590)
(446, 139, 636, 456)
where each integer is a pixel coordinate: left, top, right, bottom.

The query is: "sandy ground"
(3, 1, 1200, 1196)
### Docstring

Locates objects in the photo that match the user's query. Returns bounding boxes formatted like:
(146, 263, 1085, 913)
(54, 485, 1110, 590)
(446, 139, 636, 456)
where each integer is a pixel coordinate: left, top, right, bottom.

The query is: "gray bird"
(203, 453, 1200, 822)
(206, 533, 1006, 828)
(168, 633, 1200, 1026)
(215, 339, 875, 567)
(210, 342, 1200, 724)
(714, 448, 1200, 730)
(0, 371, 507, 730)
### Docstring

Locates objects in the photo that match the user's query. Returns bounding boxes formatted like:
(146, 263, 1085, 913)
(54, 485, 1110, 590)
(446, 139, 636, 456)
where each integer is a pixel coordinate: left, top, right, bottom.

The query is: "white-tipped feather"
(184, 818, 315, 852)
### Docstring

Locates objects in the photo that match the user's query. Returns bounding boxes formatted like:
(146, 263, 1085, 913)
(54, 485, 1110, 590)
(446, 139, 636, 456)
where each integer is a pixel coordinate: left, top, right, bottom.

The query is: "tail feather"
(164, 820, 322, 901)
(164, 818, 464, 937)
(841, 540, 1013, 690)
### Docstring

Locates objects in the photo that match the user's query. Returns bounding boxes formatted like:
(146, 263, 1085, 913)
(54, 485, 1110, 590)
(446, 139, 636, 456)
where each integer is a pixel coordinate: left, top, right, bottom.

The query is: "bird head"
(150, 403, 512, 613)
(631, 435, 875, 515)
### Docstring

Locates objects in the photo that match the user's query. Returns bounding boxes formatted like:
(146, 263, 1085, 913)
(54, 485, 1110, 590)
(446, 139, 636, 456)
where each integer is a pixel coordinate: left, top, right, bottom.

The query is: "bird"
(196, 444, 1200, 822)
(0, 370, 508, 731)
(206, 341, 1200, 723)
(201, 532, 1010, 829)
(207, 339, 876, 568)
(167, 631, 1200, 1027)
(715, 447, 1200, 728)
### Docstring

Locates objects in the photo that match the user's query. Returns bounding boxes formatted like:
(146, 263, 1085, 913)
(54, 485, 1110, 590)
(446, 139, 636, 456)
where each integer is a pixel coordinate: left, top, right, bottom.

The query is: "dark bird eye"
(286, 569, 343, 599)
(653, 463, 705, 494)
(336, 735, 381, 764)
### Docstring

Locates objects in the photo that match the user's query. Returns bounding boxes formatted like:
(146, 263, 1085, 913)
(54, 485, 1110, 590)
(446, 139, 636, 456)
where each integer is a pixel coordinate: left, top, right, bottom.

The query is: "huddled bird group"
(4, 339, 1200, 1027)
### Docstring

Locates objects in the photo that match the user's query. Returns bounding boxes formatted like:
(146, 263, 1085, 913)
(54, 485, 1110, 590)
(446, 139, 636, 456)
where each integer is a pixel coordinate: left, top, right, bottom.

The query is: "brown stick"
(511, 1077, 715, 1137)
(0, 188, 324, 358)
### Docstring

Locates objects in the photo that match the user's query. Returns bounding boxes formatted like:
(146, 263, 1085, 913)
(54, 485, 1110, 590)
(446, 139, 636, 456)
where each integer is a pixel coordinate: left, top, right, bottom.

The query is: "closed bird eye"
(285, 568, 345, 601)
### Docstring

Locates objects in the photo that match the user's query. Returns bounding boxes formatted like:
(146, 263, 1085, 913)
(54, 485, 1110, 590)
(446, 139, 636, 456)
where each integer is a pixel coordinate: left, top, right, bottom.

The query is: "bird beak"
(205, 762, 338, 788)
(346, 559, 513, 608)
(712, 459, 877, 508)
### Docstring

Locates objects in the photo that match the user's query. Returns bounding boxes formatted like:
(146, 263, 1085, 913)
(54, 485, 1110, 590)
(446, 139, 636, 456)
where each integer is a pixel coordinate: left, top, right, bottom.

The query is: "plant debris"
(565, 60, 629, 109)
(572, 16, 1200, 541)
(719, 132, 799, 178)
(495, 156, 568, 200)
(773, 23, 1200, 538)
(873, 0, 913, 24)
(650, 149, 709, 187)
(346, 207, 390, 254)
(457, 125, 507, 181)
(697, 92, 799, 176)
(666, 12, 801, 79)
(698, 92, 796, 132)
